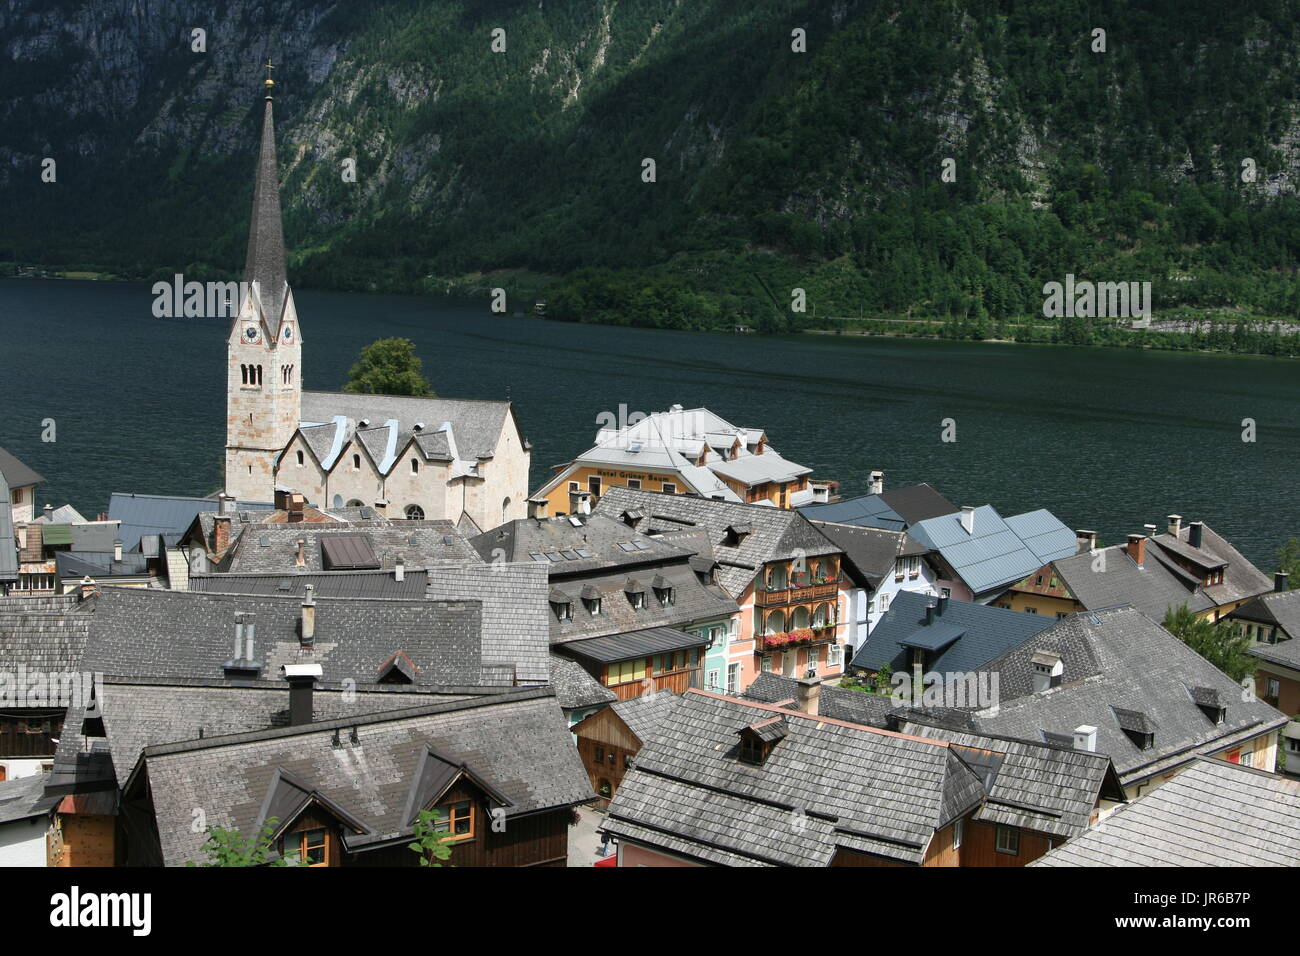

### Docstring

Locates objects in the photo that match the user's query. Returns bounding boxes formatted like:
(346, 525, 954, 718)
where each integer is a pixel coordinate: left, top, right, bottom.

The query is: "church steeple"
(243, 63, 289, 331)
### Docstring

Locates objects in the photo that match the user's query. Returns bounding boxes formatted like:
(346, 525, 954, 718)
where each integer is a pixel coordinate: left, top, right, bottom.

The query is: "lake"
(0, 277, 1296, 567)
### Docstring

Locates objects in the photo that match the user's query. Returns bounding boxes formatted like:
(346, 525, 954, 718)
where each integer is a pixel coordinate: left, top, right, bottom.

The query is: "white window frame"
(953, 818, 963, 849)
(706, 668, 721, 691)
(726, 663, 740, 694)
(827, 643, 842, 667)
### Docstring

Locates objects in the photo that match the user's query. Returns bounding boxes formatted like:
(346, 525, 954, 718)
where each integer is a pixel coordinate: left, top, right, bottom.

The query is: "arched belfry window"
(256, 365, 263, 386)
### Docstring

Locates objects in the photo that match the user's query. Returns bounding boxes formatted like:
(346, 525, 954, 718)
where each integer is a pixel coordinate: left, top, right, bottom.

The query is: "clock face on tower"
(243, 325, 260, 344)
(282, 324, 294, 343)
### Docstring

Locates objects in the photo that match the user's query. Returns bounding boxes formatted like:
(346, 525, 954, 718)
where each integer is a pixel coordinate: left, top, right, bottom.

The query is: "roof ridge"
(685, 689, 950, 745)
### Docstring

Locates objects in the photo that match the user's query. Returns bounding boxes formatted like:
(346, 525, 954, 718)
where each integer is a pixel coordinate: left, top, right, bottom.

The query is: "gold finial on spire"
(263, 59, 276, 90)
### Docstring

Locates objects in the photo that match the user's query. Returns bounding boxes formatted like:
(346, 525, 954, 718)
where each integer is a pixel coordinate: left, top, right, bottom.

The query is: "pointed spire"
(243, 80, 288, 332)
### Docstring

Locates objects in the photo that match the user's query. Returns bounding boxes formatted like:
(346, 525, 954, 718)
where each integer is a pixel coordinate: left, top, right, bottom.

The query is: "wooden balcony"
(608, 668, 700, 701)
(754, 626, 837, 654)
(754, 582, 838, 607)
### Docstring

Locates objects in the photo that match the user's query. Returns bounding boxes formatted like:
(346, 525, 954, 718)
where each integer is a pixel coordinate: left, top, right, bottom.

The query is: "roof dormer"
(736, 716, 788, 765)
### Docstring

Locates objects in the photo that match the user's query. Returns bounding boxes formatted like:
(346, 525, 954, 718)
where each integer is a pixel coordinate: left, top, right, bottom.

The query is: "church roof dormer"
(242, 64, 290, 334)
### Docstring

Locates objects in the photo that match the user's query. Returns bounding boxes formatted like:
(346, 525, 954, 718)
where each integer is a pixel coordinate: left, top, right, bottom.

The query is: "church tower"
(224, 63, 302, 502)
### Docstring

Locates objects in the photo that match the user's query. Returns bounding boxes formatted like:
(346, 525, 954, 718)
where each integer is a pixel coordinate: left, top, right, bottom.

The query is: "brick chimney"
(287, 493, 306, 522)
(20, 523, 43, 562)
(1126, 534, 1146, 566)
(795, 676, 821, 715)
(214, 515, 231, 553)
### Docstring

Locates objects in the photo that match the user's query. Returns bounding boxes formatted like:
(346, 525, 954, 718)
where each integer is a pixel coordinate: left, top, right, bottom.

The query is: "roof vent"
(1072, 725, 1097, 752)
(959, 506, 975, 535)
(1031, 651, 1064, 693)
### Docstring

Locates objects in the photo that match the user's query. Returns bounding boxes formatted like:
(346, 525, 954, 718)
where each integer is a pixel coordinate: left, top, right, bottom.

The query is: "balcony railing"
(754, 581, 838, 607)
(754, 626, 837, 653)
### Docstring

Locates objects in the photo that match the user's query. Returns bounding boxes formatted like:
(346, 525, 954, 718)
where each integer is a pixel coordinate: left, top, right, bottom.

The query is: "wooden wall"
(959, 820, 1054, 867)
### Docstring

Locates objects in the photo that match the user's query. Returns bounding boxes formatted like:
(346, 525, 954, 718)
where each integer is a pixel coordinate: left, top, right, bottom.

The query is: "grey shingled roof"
(0, 772, 58, 825)
(425, 563, 551, 684)
(79, 587, 513, 690)
(109, 493, 274, 552)
(0, 594, 93, 672)
(190, 570, 429, 600)
(902, 726, 1123, 839)
(223, 519, 482, 573)
(610, 690, 681, 743)
(0, 447, 45, 489)
(955, 607, 1289, 786)
(742, 673, 898, 728)
(811, 521, 928, 585)
(66, 679, 467, 789)
(601, 690, 984, 866)
(852, 590, 1056, 675)
(561, 626, 706, 665)
(470, 514, 693, 574)
(300, 392, 512, 462)
(1032, 758, 1300, 867)
(547, 559, 738, 646)
(1236, 588, 1300, 651)
(592, 487, 843, 599)
(1151, 523, 1272, 608)
(1053, 544, 1215, 621)
(548, 655, 616, 710)
(137, 687, 591, 867)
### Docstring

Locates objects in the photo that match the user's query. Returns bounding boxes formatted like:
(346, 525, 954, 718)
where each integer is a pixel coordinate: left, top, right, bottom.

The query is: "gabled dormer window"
(583, 596, 602, 616)
(630, 591, 646, 610)
(429, 800, 474, 843)
(551, 600, 572, 621)
(654, 586, 674, 606)
(284, 827, 330, 866)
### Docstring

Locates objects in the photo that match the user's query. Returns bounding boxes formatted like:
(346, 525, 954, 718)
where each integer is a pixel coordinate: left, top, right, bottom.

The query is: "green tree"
(408, 808, 456, 866)
(1276, 538, 1300, 588)
(1162, 604, 1256, 683)
(187, 817, 304, 867)
(343, 337, 435, 397)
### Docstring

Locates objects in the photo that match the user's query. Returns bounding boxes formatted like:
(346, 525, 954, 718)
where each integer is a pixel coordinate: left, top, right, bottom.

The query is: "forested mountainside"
(4, 0, 1300, 343)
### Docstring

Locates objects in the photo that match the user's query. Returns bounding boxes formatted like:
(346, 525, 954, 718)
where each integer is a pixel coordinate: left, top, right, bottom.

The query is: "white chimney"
(233, 612, 245, 659)
(1073, 725, 1097, 752)
(869, 471, 884, 495)
(219, 493, 237, 515)
(960, 506, 976, 534)
(1075, 529, 1097, 554)
(395, 555, 405, 582)
(1167, 514, 1182, 536)
(244, 613, 256, 660)
(113, 539, 123, 562)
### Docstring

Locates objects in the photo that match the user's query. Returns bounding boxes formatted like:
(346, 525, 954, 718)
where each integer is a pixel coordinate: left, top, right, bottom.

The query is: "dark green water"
(1, 277, 1296, 566)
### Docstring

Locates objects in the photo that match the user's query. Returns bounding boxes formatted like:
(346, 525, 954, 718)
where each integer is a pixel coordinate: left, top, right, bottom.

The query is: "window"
(607, 660, 647, 685)
(1025, 607, 1038, 615)
(738, 736, 765, 765)
(404, 505, 424, 520)
(10, 489, 20, 504)
(706, 669, 721, 691)
(588, 476, 601, 497)
(595, 745, 605, 763)
(827, 643, 842, 667)
(568, 481, 579, 492)
(286, 827, 330, 866)
(761, 656, 773, 673)
(953, 818, 963, 849)
(629, 591, 646, 610)
(353, 454, 361, 470)
(431, 800, 474, 842)
(296, 450, 304, 466)
(1240, 748, 1255, 768)
(662, 482, 677, 495)
(726, 664, 740, 694)
(654, 585, 674, 607)
(1265, 677, 1281, 703)
(941, 588, 951, 599)
(627, 478, 641, 489)
(583, 596, 602, 616)
(551, 600, 572, 621)
(806, 646, 820, 674)
(411, 459, 420, 474)
(995, 826, 1020, 856)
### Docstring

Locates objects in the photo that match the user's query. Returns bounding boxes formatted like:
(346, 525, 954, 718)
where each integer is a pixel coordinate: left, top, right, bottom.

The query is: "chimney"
(1073, 725, 1097, 752)
(43, 503, 53, 520)
(1075, 529, 1097, 554)
(569, 489, 592, 515)
(294, 537, 306, 568)
(795, 676, 821, 716)
(21, 523, 43, 562)
(232, 612, 246, 659)
(243, 612, 257, 660)
(925, 602, 936, 625)
(868, 470, 885, 495)
(219, 493, 237, 515)
(1188, 521, 1203, 549)
(395, 554, 405, 583)
(374, 500, 388, 517)
(300, 584, 316, 646)
(1275, 571, 1289, 593)
(282, 664, 322, 727)
(1167, 514, 1182, 536)
(214, 515, 231, 553)
(936, 594, 948, 616)
(79, 575, 97, 600)
(274, 486, 289, 510)
(113, 539, 123, 562)
(527, 497, 549, 519)
(1126, 534, 1146, 566)
(959, 506, 975, 534)
(287, 493, 305, 522)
